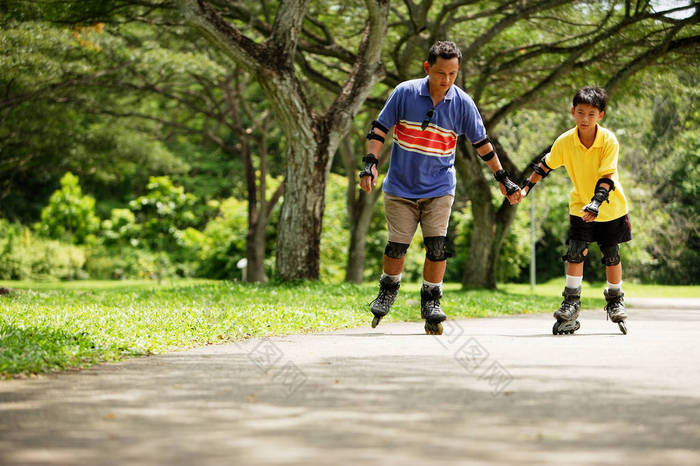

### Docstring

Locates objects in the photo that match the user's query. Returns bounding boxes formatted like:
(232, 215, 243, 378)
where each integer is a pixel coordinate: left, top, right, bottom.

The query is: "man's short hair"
(427, 41, 462, 65)
(573, 86, 608, 112)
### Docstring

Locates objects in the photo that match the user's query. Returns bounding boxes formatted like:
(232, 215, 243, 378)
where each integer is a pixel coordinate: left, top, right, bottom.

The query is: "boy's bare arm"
(522, 157, 553, 196)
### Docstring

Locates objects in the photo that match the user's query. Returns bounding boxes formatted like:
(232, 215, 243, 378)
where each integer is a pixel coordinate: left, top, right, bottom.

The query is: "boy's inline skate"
(553, 286, 581, 335)
(604, 288, 628, 335)
(421, 285, 446, 335)
(370, 276, 400, 328)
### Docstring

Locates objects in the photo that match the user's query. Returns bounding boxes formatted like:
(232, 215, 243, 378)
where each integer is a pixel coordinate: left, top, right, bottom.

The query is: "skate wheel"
(424, 321, 443, 335)
(618, 321, 627, 335)
(371, 315, 381, 328)
(553, 320, 579, 335)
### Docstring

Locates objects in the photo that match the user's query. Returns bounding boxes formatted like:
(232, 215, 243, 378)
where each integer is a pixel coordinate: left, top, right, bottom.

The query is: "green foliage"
(128, 176, 198, 251)
(35, 172, 100, 245)
(101, 208, 140, 247)
(181, 197, 249, 279)
(0, 219, 86, 280)
(84, 245, 177, 281)
(321, 174, 350, 281)
(179, 174, 283, 279)
(0, 21, 189, 221)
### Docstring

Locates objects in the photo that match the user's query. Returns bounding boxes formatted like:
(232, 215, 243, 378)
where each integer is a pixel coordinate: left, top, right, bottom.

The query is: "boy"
(359, 41, 521, 335)
(522, 86, 631, 335)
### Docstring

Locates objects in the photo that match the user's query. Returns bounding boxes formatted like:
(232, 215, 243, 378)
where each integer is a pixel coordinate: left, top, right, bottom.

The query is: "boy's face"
(424, 57, 460, 92)
(571, 103, 604, 131)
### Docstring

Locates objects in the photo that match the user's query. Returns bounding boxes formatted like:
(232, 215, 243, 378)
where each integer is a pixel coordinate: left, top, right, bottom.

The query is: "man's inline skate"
(553, 286, 581, 335)
(421, 285, 446, 335)
(370, 276, 400, 328)
(604, 288, 628, 335)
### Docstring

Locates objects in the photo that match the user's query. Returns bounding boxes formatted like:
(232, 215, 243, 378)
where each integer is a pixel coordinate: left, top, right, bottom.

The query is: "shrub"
(35, 172, 99, 245)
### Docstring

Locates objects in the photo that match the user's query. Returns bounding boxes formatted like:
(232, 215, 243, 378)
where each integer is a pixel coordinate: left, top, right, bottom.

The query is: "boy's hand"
(581, 206, 598, 222)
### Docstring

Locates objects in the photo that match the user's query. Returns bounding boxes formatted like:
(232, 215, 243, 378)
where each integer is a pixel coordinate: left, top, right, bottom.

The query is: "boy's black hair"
(573, 86, 608, 112)
(427, 41, 462, 65)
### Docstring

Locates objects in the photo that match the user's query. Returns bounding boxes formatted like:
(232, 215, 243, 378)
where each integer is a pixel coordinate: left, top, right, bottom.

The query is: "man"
(360, 41, 521, 335)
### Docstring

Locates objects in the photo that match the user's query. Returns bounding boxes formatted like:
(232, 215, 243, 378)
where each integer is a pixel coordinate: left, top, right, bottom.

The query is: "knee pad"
(600, 244, 620, 266)
(563, 239, 589, 263)
(384, 241, 409, 259)
(424, 236, 450, 262)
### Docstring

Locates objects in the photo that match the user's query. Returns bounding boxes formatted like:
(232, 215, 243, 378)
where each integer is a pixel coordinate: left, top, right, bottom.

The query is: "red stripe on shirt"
(394, 121, 457, 155)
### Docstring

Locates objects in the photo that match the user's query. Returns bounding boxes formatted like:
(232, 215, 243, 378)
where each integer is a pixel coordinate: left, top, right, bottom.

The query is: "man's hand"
(359, 164, 378, 192)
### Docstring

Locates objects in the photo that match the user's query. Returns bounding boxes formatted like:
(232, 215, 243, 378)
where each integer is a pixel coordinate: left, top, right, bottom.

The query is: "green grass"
(1, 279, 695, 377)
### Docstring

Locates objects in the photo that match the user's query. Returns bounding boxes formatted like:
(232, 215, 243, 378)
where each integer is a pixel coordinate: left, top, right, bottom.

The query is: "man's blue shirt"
(376, 77, 487, 198)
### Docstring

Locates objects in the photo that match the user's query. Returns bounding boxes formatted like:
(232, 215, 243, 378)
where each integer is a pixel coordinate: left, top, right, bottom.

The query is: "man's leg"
(371, 195, 418, 327)
(419, 196, 454, 335)
(423, 257, 446, 284)
(383, 254, 405, 276)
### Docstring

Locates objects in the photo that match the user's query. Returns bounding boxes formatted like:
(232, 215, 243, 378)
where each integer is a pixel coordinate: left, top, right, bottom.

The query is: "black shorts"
(568, 214, 632, 246)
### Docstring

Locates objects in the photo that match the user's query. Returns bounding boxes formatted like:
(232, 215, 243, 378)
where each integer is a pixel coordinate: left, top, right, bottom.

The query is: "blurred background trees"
(1, 0, 697, 285)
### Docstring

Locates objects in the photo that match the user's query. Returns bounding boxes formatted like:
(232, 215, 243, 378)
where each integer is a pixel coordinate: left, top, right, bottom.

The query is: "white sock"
(565, 275, 583, 289)
(422, 279, 442, 289)
(606, 281, 622, 291)
(381, 272, 401, 283)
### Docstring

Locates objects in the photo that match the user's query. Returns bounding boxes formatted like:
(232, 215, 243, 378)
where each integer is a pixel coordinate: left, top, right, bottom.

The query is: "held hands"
(498, 183, 523, 205)
(494, 169, 523, 205)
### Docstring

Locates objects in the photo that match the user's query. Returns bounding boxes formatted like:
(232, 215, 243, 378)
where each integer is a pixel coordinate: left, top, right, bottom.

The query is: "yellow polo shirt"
(545, 125, 628, 222)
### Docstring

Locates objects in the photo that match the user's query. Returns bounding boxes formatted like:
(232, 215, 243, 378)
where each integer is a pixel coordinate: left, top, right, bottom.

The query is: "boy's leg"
(554, 217, 591, 334)
(601, 244, 627, 325)
(595, 214, 631, 334)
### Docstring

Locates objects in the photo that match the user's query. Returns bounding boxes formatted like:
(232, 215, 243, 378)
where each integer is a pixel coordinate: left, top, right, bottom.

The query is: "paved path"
(2, 301, 700, 465)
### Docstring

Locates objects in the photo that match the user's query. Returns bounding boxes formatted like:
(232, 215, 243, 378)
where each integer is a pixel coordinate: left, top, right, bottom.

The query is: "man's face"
(424, 57, 460, 92)
(571, 103, 604, 131)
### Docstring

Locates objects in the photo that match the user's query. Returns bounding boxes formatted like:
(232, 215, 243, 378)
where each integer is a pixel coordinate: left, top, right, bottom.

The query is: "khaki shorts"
(384, 194, 454, 244)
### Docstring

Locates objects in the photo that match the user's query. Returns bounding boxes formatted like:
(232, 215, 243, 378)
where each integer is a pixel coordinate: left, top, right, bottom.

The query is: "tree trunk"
(246, 217, 268, 282)
(263, 74, 326, 280)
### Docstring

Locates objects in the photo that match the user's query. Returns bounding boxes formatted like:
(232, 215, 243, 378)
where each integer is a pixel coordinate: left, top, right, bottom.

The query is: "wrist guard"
(523, 180, 536, 195)
(494, 169, 520, 196)
(359, 154, 379, 181)
(584, 186, 610, 216)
